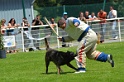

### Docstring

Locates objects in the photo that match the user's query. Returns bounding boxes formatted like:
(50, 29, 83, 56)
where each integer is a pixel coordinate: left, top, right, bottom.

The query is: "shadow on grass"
(41, 71, 75, 75)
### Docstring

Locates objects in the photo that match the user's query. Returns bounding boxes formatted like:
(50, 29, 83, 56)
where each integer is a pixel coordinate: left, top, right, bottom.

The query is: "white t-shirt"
(89, 15, 97, 19)
(108, 10, 117, 18)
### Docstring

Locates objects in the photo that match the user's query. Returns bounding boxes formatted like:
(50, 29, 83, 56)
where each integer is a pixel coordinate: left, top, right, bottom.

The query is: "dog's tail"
(96, 33, 101, 44)
(44, 38, 50, 50)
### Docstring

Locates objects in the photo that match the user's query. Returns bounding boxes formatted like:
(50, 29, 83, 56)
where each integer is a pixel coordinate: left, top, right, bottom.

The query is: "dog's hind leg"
(45, 60, 50, 74)
(66, 63, 78, 71)
(60, 67, 63, 73)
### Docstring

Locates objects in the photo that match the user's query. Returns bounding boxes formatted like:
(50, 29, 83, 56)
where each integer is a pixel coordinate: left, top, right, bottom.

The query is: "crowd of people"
(0, 6, 118, 53)
(60, 6, 118, 47)
(77, 6, 118, 42)
(0, 14, 56, 53)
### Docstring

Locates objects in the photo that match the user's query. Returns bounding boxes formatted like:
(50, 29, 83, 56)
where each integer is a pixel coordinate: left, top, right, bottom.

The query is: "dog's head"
(66, 51, 77, 59)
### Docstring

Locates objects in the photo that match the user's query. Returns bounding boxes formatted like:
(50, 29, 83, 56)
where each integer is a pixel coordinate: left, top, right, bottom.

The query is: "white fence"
(3, 17, 124, 52)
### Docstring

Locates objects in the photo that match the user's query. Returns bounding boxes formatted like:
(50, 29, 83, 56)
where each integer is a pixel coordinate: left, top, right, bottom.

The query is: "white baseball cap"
(63, 12, 67, 15)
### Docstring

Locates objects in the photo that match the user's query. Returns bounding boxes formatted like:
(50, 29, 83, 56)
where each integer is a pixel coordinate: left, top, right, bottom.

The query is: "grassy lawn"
(0, 42, 124, 82)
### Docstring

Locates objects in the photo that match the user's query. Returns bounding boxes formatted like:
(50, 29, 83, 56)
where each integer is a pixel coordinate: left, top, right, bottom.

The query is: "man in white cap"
(62, 12, 68, 20)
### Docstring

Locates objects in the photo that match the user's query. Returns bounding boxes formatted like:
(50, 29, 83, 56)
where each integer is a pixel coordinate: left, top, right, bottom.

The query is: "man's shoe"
(107, 54, 114, 67)
(36, 47, 41, 50)
(62, 44, 66, 47)
(29, 48, 34, 51)
(100, 40, 104, 43)
(74, 68, 86, 73)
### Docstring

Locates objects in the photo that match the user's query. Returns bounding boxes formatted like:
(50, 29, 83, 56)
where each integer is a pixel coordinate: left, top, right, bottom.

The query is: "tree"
(34, 0, 111, 7)
(117, 0, 124, 16)
(109, 0, 124, 16)
(0, 20, 6, 58)
(0, 20, 4, 50)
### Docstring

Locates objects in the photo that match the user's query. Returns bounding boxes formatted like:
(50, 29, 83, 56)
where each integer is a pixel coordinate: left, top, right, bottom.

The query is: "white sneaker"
(74, 68, 86, 73)
(107, 54, 114, 67)
(74, 70, 86, 73)
(113, 36, 118, 40)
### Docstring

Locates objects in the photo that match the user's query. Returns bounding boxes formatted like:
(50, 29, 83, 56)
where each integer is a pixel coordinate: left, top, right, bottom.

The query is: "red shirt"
(98, 11, 107, 23)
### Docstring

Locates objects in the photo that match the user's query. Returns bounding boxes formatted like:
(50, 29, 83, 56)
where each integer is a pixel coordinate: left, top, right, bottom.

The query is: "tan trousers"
(75, 29, 101, 68)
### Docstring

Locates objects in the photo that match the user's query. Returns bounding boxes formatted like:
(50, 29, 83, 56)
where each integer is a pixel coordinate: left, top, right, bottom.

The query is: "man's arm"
(39, 20, 43, 25)
(112, 10, 117, 18)
(32, 19, 36, 26)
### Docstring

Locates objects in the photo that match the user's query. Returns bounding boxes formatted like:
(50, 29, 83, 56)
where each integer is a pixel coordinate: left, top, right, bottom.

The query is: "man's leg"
(75, 44, 86, 73)
(112, 21, 118, 39)
(87, 49, 114, 67)
(100, 23, 106, 43)
(93, 51, 114, 67)
(75, 30, 98, 73)
(75, 39, 90, 73)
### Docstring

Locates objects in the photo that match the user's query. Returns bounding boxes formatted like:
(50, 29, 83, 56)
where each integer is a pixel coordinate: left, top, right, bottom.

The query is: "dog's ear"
(67, 51, 74, 54)
(67, 51, 75, 55)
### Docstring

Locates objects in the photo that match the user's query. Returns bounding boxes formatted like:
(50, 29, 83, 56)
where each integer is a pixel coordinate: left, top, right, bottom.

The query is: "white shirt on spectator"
(89, 15, 97, 19)
(107, 10, 117, 18)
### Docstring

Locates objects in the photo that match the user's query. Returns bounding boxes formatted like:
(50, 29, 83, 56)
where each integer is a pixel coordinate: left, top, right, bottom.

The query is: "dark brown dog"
(44, 38, 77, 74)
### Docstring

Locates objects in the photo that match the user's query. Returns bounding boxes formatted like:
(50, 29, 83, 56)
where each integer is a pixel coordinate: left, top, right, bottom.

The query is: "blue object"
(96, 52, 108, 62)
(63, 12, 67, 15)
(77, 67, 86, 71)
(0, 50, 6, 58)
(7, 42, 12, 46)
(73, 19, 80, 25)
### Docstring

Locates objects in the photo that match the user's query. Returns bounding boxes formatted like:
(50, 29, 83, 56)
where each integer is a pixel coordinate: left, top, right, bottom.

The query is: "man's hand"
(74, 22, 79, 27)
(57, 36, 62, 41)
(50, 24, 56, 28)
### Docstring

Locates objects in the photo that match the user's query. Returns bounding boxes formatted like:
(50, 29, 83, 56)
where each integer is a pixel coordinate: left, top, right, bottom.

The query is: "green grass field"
(0, 42, 124, 82)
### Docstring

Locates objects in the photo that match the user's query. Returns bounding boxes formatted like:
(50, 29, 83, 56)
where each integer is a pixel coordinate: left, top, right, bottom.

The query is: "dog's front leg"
(57, 66, 61, 74)
(66, 63, 78, 71)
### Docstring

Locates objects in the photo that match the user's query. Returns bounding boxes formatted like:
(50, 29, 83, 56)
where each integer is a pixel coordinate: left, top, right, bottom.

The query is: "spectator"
(84, 11, 93, 21)
(61, 12, 68, 20)
(44, 17, 56, 42)
(61, 12, 68, 47)
(7, 18, 20, 53)
(31, 14, 43, 50)
(21, 17, 30, 27)
(107, 6, 118, 40)
(49, 17, 56, 24)
(48, 17, 56, 35)
(89, 12, 97, 20)
(1, 19, 7, 35)
(21, 17, 30, 52)
(44, 17, 56, 36)
(84, 11, 93, 25)
(7, 18, 20, 35)
(77, 12, 86, 23)
(84, 11, 90, 19)
(32, 15, 43, 26)
(1, 19, 9, 53)
(97, 9, 107, 43)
